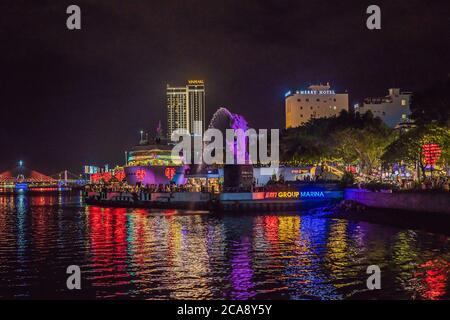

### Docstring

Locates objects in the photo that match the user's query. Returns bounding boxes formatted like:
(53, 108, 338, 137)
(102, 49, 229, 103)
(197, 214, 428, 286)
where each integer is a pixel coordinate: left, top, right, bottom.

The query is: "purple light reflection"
(230, 236, 256, 299)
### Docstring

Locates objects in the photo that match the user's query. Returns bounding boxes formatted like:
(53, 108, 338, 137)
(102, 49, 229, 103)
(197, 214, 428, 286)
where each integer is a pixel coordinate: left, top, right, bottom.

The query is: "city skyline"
(1, 1, 450, 304)
(1, 1, 449, 173)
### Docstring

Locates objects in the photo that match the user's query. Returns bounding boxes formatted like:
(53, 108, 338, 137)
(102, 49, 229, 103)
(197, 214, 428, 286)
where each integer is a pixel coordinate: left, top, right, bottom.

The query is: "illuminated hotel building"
(167, 86, 189, 138)
(285, 83, 349, 128)
(358, 88, 412, 127)
(187, 80, 206, 136)
(167, 80, 205, 138)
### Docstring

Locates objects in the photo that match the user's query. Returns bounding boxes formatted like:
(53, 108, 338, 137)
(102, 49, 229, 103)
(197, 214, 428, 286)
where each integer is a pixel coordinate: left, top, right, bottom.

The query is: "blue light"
(15, 183, 28, 192)
(284, 90, 292, 97)
(300, 191, 325, 198)
(301, 191, 343, 199)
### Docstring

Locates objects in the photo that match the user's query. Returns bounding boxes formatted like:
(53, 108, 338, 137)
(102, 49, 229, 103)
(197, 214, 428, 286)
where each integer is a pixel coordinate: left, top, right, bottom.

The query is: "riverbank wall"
(344, 189, 450, 215)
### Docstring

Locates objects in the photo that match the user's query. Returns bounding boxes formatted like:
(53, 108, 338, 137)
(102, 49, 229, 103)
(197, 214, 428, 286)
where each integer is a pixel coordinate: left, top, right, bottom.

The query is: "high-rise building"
(285, 83, 349, 128)
(358, 88, 412, 127)
(167, 80, 205, 138)
(187, 80, 206, 136)
(167, 85, 189, 138)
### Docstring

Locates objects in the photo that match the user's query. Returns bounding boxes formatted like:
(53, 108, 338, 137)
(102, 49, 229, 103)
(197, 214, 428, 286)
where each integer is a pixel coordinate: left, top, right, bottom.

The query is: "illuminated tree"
(335, 125, 395, 175)
(280, 110, 394, 175)
(382, 124, 450, 181)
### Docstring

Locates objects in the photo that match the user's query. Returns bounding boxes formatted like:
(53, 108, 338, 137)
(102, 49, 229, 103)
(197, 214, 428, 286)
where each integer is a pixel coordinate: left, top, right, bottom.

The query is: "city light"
(0, 0, 449, 305)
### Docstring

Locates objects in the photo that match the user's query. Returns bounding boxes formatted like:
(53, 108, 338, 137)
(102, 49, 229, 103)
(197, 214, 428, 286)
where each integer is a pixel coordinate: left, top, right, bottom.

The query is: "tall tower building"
(187, 80, 206, 136)
(166, 80, 205, 138)
(167, 85, 189, 138)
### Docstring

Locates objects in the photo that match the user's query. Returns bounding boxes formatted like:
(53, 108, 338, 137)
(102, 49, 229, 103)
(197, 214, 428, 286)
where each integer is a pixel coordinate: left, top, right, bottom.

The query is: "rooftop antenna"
(156, 121, 163, 144)
(139, 130, 145, 145)
(156, 121, 163, 138)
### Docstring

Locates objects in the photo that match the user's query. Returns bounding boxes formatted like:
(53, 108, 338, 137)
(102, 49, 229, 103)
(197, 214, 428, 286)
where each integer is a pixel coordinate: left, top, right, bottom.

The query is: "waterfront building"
(358, 88, 412, 127)
(285, 83, 349, 128)
(167, 85, 189, 139)
(167, 80, 206, 138)
(83, 165, 101, 175)
(124, 134, 185, 186)
(187, 80, 206, 136)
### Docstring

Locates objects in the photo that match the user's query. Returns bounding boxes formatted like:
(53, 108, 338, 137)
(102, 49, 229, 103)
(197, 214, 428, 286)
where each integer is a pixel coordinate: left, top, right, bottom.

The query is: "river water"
(0, 193, 449, 300)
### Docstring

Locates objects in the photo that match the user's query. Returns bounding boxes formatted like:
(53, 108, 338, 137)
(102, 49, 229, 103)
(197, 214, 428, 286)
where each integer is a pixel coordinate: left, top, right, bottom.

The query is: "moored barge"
(84, 189, 343, 212)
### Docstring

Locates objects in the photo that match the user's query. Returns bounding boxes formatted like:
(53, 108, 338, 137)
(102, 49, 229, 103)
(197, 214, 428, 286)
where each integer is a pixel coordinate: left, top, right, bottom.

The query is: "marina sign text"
(264, 191, 325, 199)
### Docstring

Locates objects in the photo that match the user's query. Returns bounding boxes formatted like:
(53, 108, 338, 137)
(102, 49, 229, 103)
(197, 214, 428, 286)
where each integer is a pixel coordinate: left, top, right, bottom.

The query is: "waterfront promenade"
(344, 189, 450, 215)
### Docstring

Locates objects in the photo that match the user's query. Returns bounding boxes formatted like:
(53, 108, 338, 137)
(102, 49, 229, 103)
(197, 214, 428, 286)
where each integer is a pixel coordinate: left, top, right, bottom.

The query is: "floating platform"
(0, 185, 72, 195)
(85, 190, 344, 212)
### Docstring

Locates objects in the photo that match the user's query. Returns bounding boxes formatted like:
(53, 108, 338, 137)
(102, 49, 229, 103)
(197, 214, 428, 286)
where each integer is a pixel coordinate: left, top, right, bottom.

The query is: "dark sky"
(1, 0, 449, 174)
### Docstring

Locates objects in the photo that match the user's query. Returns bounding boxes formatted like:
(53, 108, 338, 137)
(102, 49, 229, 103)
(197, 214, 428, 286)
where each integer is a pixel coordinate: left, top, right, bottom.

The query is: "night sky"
(1, 0, 449, 174)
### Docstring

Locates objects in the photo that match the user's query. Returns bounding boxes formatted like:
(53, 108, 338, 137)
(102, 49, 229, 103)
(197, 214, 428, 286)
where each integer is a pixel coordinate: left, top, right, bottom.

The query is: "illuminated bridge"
(0, 162, 87, 193)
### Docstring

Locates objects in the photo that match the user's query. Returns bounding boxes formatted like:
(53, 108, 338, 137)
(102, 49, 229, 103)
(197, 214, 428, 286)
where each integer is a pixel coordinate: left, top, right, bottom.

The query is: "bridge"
(0, 162, 88, 190)
(49, 170, 88, 186)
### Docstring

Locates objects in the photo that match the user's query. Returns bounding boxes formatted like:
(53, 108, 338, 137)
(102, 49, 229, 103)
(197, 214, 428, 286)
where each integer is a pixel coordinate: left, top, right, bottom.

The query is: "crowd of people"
(84, 172, 450, 197)
(85, 182, 218, 195)
(420, 176, 450, 191)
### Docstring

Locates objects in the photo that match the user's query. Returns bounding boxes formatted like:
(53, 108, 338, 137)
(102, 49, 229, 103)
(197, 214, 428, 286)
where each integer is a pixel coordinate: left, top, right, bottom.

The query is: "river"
(0, 193, 449, 299)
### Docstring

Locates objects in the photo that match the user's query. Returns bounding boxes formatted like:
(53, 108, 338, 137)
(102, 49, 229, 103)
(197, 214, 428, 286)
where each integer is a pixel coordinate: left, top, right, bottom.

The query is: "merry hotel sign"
(299, 90, 335, 95)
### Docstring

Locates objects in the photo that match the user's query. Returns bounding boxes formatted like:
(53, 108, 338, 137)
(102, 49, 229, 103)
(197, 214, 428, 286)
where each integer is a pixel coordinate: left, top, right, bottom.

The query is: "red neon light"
(422, 144, 441, 166)
(265, 192, 278, 199)
(345, 165, 357, 173)
(31, 187, 58, 192)
(91, 173, 102, 183)
(115, 170, 125, 182)
(164, 167, 176, 180)
(91, 172, 113, 183)
(102, 172, 112, 183)
(136, 169, 146, 181)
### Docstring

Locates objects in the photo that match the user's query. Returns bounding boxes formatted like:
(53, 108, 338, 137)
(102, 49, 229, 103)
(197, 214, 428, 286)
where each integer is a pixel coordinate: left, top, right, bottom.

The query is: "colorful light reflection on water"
(0, 194, 449, 299)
